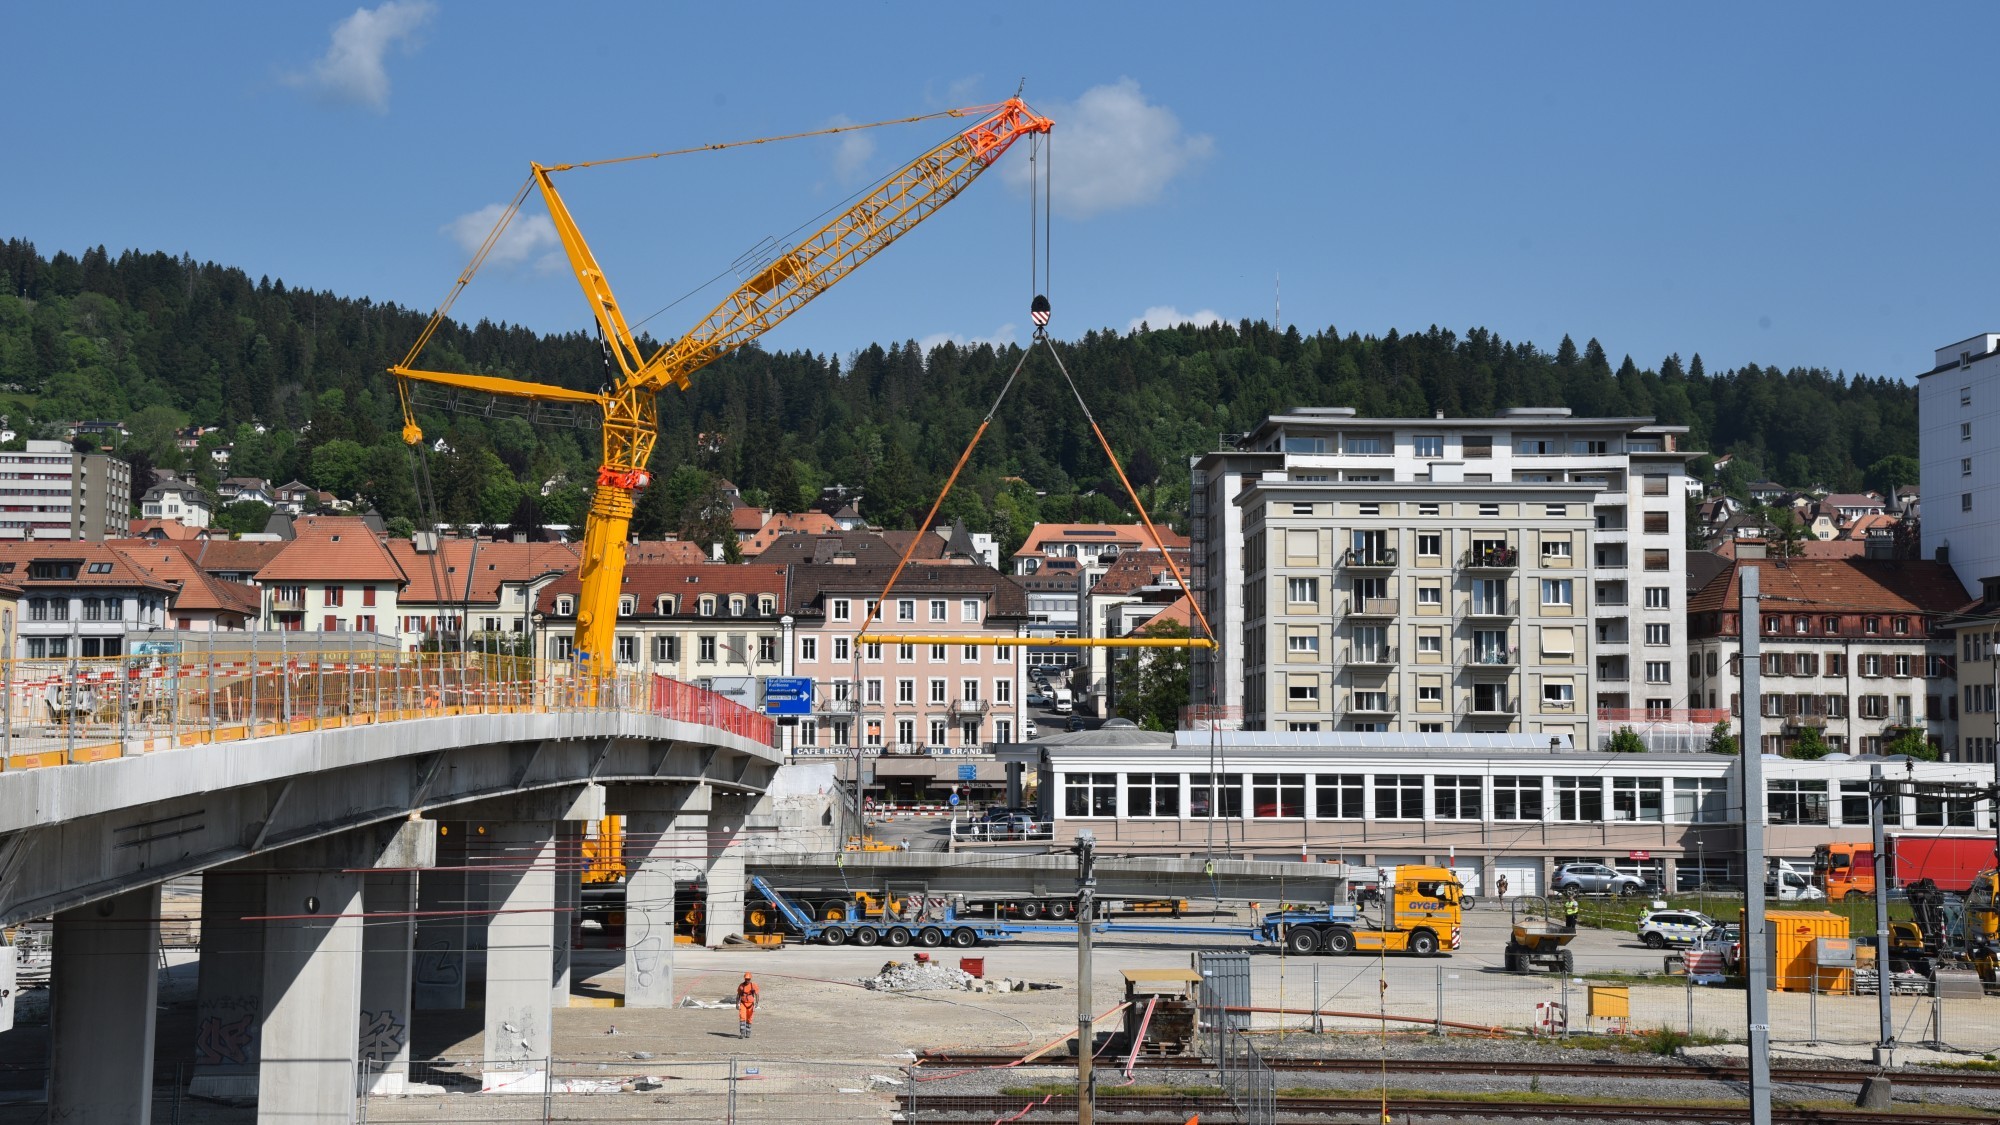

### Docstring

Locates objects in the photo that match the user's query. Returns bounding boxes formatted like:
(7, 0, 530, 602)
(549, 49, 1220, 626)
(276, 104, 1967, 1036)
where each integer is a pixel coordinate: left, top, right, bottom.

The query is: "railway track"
(901, 1092, 1997, 1124)
(914, 1050, 2000, 1089)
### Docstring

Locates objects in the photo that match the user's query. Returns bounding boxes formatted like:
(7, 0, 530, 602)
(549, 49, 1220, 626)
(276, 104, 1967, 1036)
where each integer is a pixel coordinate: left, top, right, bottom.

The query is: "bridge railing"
(0, 648, 774, 770)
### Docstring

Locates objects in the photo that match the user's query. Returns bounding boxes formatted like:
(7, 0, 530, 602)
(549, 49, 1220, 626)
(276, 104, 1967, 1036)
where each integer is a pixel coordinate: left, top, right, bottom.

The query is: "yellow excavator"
(390, 98, 1052, 681)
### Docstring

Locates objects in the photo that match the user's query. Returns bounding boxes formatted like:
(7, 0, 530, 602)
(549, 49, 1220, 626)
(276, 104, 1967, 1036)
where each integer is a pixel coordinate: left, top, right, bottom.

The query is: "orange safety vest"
(736, 980, 760, 1015)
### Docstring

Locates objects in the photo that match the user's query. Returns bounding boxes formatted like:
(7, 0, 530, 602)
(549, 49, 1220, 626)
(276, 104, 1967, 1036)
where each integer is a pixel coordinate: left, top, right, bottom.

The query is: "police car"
(1637, 909, 1720, 948)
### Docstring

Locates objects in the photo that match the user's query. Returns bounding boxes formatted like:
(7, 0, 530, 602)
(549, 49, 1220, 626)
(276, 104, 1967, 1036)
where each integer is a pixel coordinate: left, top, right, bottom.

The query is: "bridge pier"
(48, 885, 160, 1124)
(466, 786, 602, 1086)
(611, 784, 705, 1006)
(358, 869, 419, 1093)
(704, 790, 754, 945)
(254, 819, 435, 1125)
(551, 822, 581, 1008)
(191, 871, 269, 1098)
(412, 822, 468, 1011)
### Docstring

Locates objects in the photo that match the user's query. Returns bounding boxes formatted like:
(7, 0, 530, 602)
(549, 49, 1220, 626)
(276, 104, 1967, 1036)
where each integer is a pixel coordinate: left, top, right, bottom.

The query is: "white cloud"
(826, 115, 877, 184)
(1002, 78, 1213, 218)
(285, 1, 435, 112)
(919, 324, 1019, 353)
(442, 204, 562, 272)
(1127, 306, 1221, 333)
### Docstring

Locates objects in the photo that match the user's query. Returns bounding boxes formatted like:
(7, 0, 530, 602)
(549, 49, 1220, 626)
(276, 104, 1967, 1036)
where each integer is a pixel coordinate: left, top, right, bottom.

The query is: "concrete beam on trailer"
(750, 852, 1359, 904)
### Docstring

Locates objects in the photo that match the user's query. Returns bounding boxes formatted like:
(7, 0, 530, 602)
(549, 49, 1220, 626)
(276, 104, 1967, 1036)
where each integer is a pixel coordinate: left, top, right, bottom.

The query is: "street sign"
(763, 677, 813, 716)
(948, 792, 960, 806)
(957, 764, 977, 781)
(1628, 850, 1651, 861)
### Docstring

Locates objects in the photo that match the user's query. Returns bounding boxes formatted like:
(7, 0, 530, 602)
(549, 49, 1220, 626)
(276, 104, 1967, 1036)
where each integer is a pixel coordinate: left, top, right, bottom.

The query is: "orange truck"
(1813, 836, 1996, 901)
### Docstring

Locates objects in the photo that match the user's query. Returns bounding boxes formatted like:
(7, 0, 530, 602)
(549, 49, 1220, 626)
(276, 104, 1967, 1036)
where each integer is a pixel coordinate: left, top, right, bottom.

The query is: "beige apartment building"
(1235, 479, 1600, 747)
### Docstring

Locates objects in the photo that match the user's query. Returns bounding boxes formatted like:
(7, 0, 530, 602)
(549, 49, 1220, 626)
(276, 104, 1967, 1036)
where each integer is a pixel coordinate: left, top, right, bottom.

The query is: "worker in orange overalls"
(736, 972, 760, 1039)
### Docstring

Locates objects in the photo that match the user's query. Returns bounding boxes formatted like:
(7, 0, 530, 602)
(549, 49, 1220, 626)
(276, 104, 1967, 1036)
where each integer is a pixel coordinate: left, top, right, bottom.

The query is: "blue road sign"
(948, 792, 960, 806)
(763, 677, 813, 716)
(957, 764, 977, 781)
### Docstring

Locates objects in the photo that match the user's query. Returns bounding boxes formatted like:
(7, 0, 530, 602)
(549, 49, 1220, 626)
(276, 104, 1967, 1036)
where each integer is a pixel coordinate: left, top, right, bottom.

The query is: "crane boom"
(390, 98, 1052, 678)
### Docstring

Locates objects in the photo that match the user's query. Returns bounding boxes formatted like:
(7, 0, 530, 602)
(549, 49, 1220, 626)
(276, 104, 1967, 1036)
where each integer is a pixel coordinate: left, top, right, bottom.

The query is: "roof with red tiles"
(1134, 594, 1197, 634)
(390, 539, 579, 607)
(253, 517, 407, 584)
(626, 540, 711, 566)
(1090, 549, 1192, 597)
(739, 512, 843, 556)
(1012, 522, 1189, 560)
(1688, 556, 1970, 623)
(176, 538, 288, 579)
(785, 562, 1028, 621)
(536, 563, 787, 617)
(756, 529, 948, 567)
(107, 541, 260, 616)
(0, 542, 177, 592)
(731, 508, 769, 534)
(129, 519, 208, 541)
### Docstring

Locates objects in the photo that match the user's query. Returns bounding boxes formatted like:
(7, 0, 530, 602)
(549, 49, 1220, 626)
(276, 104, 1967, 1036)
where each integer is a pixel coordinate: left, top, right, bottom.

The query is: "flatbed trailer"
(747, 875, 1017, 949)
(1001, 903, 1454, 957)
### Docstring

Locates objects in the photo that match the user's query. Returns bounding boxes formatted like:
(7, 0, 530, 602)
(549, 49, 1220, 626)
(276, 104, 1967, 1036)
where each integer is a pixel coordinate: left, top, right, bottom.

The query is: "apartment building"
(1687, 544, 1967, 756)
(785, 562, 1029, 753)
(252, 517, 405, 637)
(0, 440, 132, 540)
(1920, 333, 2000, 592)
(0, 542, 174, 658)
(106, 542, 259, 631)
(391, 538, 577, 651)
(139, 474, 212, 529)
(1012, 524, 1190, 674)
(535, 564, 789, 684)
(1193, 407, 1697, 733)
(1078, 548, 1190, 717)
(1234, 479, 1600, 746)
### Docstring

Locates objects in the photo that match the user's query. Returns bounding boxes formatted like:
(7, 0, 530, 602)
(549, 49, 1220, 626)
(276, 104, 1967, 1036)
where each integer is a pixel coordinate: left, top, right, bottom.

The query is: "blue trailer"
(748, 875, 1020, 949)
(1003, 900, 1456, 957)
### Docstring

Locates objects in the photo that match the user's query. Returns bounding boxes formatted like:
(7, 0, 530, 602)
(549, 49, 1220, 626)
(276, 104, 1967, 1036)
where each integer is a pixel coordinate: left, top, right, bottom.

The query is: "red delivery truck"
(1813, 836, 1997, 900)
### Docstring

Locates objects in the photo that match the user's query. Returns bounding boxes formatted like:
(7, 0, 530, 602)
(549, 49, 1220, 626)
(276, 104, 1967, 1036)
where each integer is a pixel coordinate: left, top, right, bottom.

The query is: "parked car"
(1553, 862, 1646, 897)
(1637, 909, 1720, 948)
(1023, 719, 1038, 739)
(1067, 716, 1088, 732)
(1026, 691, 1050, 707)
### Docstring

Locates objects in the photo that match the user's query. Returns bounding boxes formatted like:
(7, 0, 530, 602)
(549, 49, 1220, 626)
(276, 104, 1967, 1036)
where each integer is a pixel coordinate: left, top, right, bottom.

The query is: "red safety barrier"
(649, 675, 777, 748)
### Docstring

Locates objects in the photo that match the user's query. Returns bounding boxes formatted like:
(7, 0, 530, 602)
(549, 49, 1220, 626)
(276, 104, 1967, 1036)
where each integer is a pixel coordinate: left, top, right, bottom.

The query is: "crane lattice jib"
(624, 99, 1050, 398)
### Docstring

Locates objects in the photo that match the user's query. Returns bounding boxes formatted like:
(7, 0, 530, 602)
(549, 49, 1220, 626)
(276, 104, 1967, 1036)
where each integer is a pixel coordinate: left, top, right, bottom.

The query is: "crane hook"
(1031, 294, 1051, 332)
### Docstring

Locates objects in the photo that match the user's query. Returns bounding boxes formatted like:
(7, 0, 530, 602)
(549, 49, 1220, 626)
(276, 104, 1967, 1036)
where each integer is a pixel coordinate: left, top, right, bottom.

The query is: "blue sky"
(6, 4, 1995, 382)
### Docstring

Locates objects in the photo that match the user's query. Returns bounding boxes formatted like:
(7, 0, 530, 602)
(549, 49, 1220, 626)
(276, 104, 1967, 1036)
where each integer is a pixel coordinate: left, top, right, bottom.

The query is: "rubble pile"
(861, 960, 976, 991)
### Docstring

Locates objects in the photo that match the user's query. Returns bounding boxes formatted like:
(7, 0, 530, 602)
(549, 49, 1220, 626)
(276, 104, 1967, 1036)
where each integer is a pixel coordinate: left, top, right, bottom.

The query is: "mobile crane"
(389, 99, 1052, 677)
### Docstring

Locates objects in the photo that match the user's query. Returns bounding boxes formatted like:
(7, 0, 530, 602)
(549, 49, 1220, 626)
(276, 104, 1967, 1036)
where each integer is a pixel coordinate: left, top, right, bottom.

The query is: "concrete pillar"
(359, 871, 418, 1094)
(551, 823, 581, 1009)
(255, 820, 435, 1125)
(704, 789, 751, 945)
(48, 885, 161, 1124)
(190, 871, 268, 1099)
(412, 822, 467, 1010)
(613, 785, 707, 1007)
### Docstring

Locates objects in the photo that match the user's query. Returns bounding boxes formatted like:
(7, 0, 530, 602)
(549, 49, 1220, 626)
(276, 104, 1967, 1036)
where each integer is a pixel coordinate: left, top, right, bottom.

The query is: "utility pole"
(1871, 761, 1895, 1066)
(1740, 566, 1773, 1125)
(1075, 828, 1097, 1125)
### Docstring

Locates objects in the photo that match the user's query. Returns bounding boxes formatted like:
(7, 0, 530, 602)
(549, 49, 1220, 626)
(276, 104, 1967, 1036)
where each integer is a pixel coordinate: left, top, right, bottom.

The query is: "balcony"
(1462, 648, 1516, 669)
(1346, 694, 1397, 715)
(820, 699, 860, 714)
(1341, 547, 1398, 569)
(949, 698, 990, 716)
(1461, 546, 1519, 570)
(1462, 598, 1518, 619)
(1781, 714, 1827, 731)
(1345, 597, 1398, 618)
(1344, 647, 1396, 667)
(1461, 698, 1518, 720)
(270, 590, 306, 611)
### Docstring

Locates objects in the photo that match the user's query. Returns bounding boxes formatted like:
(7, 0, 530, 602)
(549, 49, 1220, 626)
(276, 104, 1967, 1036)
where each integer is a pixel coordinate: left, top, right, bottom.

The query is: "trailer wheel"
(1048, 900, 1074, 920)
(917, 927, 945, 948)
(821, 927, 848, 946)
(1409, 929, 1439, 957)
(885, 927, 912, 947)
(853, 926, 880, 947)
(1017, 901, 1043, 920)
(1323, 928, 1354, 955)
(950, 928, 977, 948)
(1285, 927, 1320, 955)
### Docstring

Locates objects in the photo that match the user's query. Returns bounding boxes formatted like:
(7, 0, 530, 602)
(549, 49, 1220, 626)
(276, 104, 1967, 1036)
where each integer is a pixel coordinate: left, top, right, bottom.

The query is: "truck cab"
(1812, 842, 1874, 901)
(1259, 864, 1463, 956)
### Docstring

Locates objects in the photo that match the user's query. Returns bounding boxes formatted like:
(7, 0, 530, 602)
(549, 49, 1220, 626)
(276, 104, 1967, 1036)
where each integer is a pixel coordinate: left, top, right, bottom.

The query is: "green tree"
(308, 439, 371, 497)
(1605, 726, 1646, 753)
(1110, 618, 1190, 731)
(123, 404, 187, 463)
(213, 500, 272, 536)
(384, 515, 416, 539)
(1790, 727, 1831, 760)
(1884, 726, 1940, 761)
(1705, 720, 1739, 756)
(1866, 454, 1919, 500)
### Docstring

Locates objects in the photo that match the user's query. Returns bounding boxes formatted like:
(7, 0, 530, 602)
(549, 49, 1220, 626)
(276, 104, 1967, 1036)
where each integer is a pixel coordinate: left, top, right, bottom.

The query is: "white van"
(1768, 858, 1825, 902)
(1051, 687, 1074, 715)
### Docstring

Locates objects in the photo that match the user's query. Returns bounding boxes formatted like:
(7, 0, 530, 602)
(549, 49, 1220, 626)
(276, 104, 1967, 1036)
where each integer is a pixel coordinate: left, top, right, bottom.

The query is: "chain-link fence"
(356, 1057, 907, 1124)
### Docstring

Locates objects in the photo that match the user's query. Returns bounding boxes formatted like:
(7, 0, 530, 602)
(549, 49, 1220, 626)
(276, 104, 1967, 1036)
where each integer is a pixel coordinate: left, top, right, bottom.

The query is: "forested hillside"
(0, 239, 1919, 550)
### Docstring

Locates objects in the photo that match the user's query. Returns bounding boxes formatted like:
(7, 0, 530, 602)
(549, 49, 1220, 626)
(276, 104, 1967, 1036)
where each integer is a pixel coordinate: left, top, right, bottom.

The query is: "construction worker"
(1496, 874, 1509, 899)
(1562, 891, 1580, 932)
(736, 972, 760, 1039)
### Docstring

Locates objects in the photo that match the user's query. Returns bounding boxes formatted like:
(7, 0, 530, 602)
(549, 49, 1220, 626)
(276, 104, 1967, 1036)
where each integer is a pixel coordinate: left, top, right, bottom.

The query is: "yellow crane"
(390, 99, 1052, 675)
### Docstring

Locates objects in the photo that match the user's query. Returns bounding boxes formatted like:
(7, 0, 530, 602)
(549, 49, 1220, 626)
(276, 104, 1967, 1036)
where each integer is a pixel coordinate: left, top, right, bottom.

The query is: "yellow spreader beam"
(858, 635, 1216, 649)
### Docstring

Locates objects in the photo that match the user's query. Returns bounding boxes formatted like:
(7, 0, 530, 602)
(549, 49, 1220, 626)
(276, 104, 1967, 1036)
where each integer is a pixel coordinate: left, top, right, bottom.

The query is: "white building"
(0, 440, 132, 540)
(1193, 408, 1698, 736)
(140, 476, 213, 529)
(1919, 333, 2000, 592)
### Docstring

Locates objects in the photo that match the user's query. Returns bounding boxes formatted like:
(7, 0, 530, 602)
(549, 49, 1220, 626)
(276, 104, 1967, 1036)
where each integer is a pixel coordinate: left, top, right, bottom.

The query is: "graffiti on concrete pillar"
(194, 1013, 257, 1066)
(358, 1009, 407, 1063)
(413, 937, 462, 987)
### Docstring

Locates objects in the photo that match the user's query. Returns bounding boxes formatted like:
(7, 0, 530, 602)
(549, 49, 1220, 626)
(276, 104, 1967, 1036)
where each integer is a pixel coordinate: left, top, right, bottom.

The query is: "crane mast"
(392, 99, 1051, 679)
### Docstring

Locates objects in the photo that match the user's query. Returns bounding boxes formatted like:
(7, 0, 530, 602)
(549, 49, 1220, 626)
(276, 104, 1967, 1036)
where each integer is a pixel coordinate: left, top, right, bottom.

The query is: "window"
(898, 643, 915, 662)
(1417, 532, 1441, 557)
(353, 615, 375, 634)
(832, 598, 851, 621)
(928, 719, 948, 746)
(1346, 435, 1384, 455)
(1374, 774, 1424, 819)
(1612, 777, 1664, 822)
(1287, 578, 1319, 604)
(962, 599, 980, 622)
(1917, 794, 1977, 828)
(926, 599, 946, 622)
(1965, 494, 1974, 513)
(1434, 775, 1481, 820)
(1479, 503, 1500, 517)
(1893, 617, 1909, 636)
(1314, 774, 1364, 819)
(1189, 774, 1242, 818)
(1543, 681, 1575, 708)
(1966, 385, 1975, 406)
(1642, 511, 1670, 534)
(698, 635, 717, 662)
(867, 679, 886, 705)
(929, 678, 947, 704)
(1965, 422, 1974, 441)
(1463, 435, 1492, 457)
(1645, 623, 1671, 645)
(1416, 631, 1442, 656)
(1540, 579, 1573, 606)
(323, 614, 339, 631)
(1287, 631, 1320, 654)
(616, 635, 637, 663)
(1064, 773, 1118, 818)
(758, 635, 777, 662)
(865, 641, 883, 662)
(896, 599, 915, 622)
(1645, 661, 1671, 683)
(552, 635, 575, 660)
(1128, 773, 1181, 817)
(1643, 550, 1669, 571)
(1966, 458, 1975, 477)
(1556, 778, 1604, 822)
(1418, 683, 1443, 704)
(324, 586, 344, 607)
(1518, 438, 1554, 455)
(1642, 475, 1669, 496)
(832, 636, 851, 661)
(1352, 689, 1388, 712)
(361, 586, 376, 607)
(1541, 538, 1571, 561)
(930, 643, 947, 661)
(896, 678, 915, 704)
(653, 635, 680, 662)
(1417, 503, 1440, 517)
(1767, 779, 1829, 826)
(1287, 681, 1320, 704)
(800, 636, 817, 661)
(1413, 436, 1444, 458)
(1645, 586, 1670, 609)
(1416, 584, 1442, 607)
(1572, 439, 1608, 455)
(1895, 654, 1912, 677)
(695, 596, 714, 617)
(1493, 777, 1543, 821)
(1861, 653, 1882, 677)
(657, 595, 677, 615)
(759, 596, 776, 616)
(1673, 778, 1728, 823)
(995, 678, 1012, 704)
(963, 645, 979, 662)
(1252, 774, 1306, 818)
